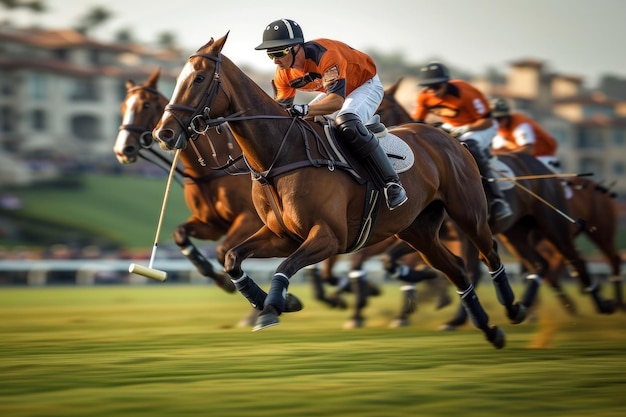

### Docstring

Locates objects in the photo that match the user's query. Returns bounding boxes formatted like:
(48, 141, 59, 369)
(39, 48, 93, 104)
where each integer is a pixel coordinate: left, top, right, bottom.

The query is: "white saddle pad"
(379, 133, 414, 173)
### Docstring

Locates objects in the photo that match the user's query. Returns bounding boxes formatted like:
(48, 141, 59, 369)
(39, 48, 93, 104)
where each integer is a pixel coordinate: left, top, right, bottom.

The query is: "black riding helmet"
(418, 62, 450, 86)
(490, 98, 511, 118)
(255, 19, 305, 50)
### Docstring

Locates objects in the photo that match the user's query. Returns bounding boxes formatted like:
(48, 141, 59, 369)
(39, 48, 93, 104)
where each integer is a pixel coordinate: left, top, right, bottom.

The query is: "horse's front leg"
(173, 218, 236, 293)
(254, 225, 341, 331)
(223, 225, 302, 314)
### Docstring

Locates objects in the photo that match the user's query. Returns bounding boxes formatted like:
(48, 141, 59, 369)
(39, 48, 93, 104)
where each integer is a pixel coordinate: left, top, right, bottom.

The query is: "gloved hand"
(289, 104, 309, 118)
(449, 125, 470, 138)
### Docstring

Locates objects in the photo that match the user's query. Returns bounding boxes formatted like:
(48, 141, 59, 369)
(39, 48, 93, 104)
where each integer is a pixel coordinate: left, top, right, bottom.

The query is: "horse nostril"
(139, 132, 154, 148)
(123, 145, 138, 157)
(153, 129, 174, 141)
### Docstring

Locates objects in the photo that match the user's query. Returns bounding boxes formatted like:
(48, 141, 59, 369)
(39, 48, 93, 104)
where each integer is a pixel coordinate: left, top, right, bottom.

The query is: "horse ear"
(386, 78, 403, 97)
(125, 80, 136, 90)
(147, 68, 161, 87)
(213, 31, 229, 53)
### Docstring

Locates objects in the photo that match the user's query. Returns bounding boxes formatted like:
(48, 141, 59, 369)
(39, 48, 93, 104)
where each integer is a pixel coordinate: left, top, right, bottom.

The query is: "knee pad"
(335, 113, 377, 157)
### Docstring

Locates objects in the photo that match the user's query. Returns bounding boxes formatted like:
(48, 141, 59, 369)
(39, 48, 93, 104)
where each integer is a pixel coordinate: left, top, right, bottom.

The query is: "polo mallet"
(491, 167, 588, 231)
(129, 148, 181, 281)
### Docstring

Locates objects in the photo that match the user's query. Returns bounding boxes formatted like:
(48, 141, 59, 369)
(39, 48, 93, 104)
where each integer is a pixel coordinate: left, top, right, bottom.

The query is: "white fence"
(0, 259, 620, 286)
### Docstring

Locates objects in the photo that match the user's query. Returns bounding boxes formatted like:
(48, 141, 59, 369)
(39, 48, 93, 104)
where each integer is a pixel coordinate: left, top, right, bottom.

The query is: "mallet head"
(128, 263, 167, 282)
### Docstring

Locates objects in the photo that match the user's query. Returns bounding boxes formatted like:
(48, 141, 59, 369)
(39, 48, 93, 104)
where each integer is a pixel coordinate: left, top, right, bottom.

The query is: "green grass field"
(1, 282, 625, 417)
(2, 174, 191, 249)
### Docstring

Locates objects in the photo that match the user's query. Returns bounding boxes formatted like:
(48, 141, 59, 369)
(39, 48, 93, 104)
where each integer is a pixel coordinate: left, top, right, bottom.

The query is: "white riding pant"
(457, 120, 498, 152)
(309, 74, 383, 123)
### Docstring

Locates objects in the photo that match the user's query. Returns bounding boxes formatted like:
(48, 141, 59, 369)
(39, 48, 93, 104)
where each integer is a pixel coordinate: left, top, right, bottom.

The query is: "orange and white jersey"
(492, 113, 558, 157)
(411, 80, 491, 126)
(273, 38, 377, 106)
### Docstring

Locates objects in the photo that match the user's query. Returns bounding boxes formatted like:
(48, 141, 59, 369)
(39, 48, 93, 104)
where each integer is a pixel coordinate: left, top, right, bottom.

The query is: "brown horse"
(114, 68, 256, 295)
(152, 34, 529, 348)
(376, 79, 620, 325)
(541, 177, 623, 312)
(113, 68, 387, 327)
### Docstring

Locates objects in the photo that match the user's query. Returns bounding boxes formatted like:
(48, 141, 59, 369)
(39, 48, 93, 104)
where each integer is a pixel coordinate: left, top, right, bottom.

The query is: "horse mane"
(196, 33, 285, 117)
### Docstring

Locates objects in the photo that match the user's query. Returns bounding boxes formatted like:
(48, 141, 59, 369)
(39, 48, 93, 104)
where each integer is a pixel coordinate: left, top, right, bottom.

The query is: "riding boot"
(484, 176, 512, 222)
(465, 139, 512, 222)
(367, 143, 409, 210)
(336, 113, 408, 210)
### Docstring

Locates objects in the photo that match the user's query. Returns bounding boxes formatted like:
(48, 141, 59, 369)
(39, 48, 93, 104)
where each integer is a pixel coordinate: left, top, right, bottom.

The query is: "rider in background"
(254, 18, 407, 210)
(490, 98, 561, 173)
(411, 61, 512, 222)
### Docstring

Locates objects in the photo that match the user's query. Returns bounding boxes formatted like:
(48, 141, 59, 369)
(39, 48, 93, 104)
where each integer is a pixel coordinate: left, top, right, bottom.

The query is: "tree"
(0, 0, 46, 23)
(157, 31, 178, 49)
(114, 28, 134, 44)
(0, 0, 45, 12)
(74, 6, 113, 37)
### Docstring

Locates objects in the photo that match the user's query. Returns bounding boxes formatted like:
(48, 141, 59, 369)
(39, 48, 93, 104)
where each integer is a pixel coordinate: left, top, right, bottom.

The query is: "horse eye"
(142, 102, 150, 109)
(194, 74, 206, 84)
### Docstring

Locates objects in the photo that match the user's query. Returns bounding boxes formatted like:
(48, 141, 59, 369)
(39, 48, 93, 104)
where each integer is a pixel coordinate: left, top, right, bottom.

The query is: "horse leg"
(222, 225, 303, 316)
(251, 225, 342, 331)
(173, 221, 236, 293)
(343, 270, 369, 329)
(314, 256, 348, 309)
(389, 284, 417, 328)
(535, 242, 578, 315)
(304, 264, 334, 308)
(543, 232, 616, 314)
(399, 206, 505, 348)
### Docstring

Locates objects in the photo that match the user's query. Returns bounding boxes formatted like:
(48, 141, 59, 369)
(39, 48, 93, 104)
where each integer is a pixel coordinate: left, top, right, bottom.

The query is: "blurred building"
(473, 59, 626, 195)
(0, 24, 185, 185)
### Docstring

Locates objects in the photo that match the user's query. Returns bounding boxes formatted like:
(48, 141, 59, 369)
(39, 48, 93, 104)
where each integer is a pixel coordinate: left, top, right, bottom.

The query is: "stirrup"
(384, 183, 408, 210)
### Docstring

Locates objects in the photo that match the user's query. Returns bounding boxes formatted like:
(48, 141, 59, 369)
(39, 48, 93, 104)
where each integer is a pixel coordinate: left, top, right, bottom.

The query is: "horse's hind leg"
(449, 211, 527, 325)
(399, 208, 505, 348)
(342, 243, 386, 329)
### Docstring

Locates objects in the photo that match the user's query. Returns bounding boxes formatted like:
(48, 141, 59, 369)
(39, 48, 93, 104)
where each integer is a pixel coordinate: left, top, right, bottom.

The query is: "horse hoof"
(367, 283, 382, 297)
(389, 318, 410, 328)
(438, 323, 458, 332)
(508, 302, 527, 324)
(285, 293, 303, 312)
(599, 299, 616, 315)
(343, 318, 364, 329)
(252, 311, 279, 332)
(325, 295, 348, 309)
(487, 326, 506, 349)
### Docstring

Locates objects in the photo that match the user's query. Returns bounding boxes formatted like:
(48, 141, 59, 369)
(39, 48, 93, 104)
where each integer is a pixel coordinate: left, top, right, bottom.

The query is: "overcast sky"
(7, 0, 626, 88)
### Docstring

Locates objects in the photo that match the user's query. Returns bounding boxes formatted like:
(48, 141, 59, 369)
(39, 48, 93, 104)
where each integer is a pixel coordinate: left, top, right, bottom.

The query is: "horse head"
(153, 34, 233, 151)
(114, 68, 167, 163)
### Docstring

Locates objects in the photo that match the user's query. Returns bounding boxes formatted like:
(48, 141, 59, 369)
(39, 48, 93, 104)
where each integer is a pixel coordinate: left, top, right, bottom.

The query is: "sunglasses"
(267, 47, 292, 59)
(426, 83, 444, 91)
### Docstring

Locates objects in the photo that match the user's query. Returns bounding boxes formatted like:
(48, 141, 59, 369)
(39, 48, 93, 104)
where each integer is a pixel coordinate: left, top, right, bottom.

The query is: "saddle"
(322, 115, 415, 181)
(250, 114, 415, 252)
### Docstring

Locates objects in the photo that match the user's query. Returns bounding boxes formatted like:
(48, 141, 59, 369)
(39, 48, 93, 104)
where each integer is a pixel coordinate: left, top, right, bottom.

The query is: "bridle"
(118, 85, 163, 149)
(161, 52, 312, 177)
(163, 53, 226, 142)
